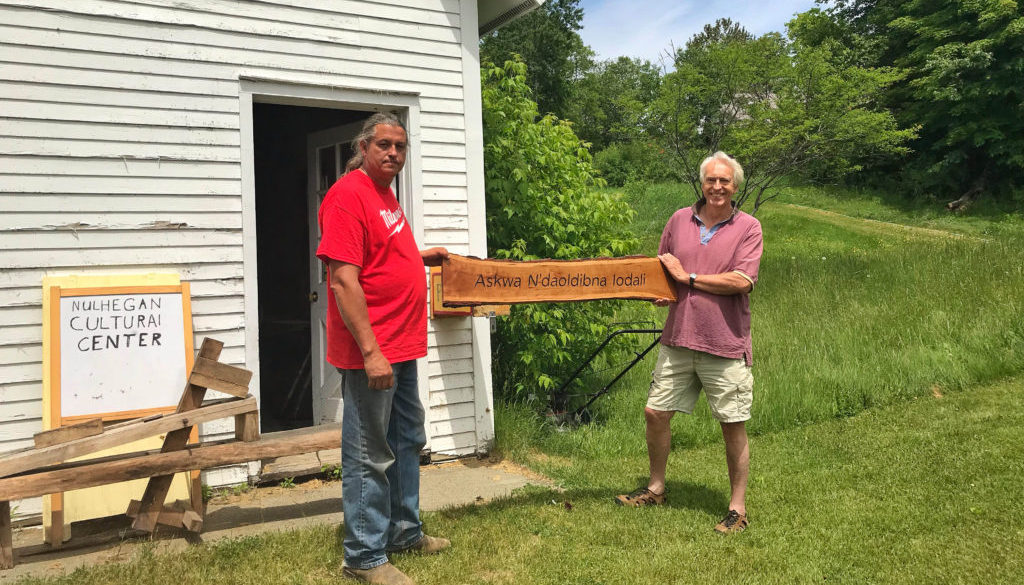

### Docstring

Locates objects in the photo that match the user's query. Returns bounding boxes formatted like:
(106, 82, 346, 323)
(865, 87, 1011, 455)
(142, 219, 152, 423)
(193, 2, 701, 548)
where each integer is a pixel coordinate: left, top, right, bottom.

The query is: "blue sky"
(578, 0, 821, 65)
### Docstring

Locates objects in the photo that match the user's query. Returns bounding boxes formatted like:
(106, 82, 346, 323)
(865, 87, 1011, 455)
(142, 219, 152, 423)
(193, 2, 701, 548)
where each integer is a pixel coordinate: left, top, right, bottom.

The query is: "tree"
(807, 0, 1024, 208)
(479, 0, 594, 120)
(481, 57, 638, 402)
(887, 0, 1024, 209)
(570, 56, 674, 186)
(569, 56, 662, 150)
(652, 19, 915, 211)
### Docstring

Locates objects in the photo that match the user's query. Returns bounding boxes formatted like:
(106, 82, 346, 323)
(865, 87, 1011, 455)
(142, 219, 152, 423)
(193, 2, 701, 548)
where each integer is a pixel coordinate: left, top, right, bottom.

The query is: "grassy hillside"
(508, 183, 1024, 456)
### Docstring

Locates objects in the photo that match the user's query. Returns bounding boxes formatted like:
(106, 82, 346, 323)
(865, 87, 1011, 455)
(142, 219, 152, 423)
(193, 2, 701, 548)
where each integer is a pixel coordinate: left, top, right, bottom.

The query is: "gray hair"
(345, 112, 407, 173)
(699, 151, 744, 186)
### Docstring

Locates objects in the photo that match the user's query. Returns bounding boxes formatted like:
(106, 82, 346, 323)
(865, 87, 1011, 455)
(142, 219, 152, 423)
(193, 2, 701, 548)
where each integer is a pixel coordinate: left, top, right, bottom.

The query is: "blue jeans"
(339, 360, 426, 569)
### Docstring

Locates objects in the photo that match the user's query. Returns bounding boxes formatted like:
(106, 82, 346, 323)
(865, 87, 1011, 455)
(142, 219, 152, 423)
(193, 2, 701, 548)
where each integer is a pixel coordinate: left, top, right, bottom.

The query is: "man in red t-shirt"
(316, 113, 448, 585)
(615, 152, 763, 536)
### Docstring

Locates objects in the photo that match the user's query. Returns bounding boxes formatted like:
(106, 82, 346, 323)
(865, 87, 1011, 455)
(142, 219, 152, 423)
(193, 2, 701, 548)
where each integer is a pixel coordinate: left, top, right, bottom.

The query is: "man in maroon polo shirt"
(615, 151, 763, 535)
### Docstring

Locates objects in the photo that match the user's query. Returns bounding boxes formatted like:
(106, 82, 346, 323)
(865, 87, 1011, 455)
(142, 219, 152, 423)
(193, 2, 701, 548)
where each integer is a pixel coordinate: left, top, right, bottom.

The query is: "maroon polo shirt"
(658, 202, 763, 365)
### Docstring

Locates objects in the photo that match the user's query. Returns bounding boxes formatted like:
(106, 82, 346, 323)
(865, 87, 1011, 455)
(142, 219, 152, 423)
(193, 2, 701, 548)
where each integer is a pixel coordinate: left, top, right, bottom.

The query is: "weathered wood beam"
(0, 501, 12, 570)
(0, 396, 257, 479)
(126, 499, 204, 532)
(0, 425, 341, 503)
(188, 357, 253, 398)
(133, 338, 222, 532)
(234, 411, 259, 442)
(33, 418, 103, 448)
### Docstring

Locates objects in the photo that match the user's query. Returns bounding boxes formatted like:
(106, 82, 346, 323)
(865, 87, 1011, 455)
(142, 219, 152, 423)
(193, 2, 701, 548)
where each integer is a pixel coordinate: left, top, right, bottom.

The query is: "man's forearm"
(691, 271, 752, 295)
(659, 253, 752, 295)
(327, 260, 381, 359)
(330, 280, 380, 358)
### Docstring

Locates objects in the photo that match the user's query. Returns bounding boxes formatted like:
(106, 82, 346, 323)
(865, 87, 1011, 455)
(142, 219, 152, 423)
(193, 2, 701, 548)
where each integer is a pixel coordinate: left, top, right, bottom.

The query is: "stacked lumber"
(0, 338, 257, 570)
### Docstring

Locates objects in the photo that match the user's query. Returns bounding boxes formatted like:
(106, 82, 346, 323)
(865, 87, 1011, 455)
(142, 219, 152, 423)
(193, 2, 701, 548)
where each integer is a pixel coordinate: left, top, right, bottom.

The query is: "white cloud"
(579, 0, 820, 66)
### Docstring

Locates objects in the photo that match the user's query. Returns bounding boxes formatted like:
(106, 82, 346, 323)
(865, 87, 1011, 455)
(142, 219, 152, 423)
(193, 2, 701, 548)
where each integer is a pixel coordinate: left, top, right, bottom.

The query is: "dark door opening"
(253, 102, 365, 432)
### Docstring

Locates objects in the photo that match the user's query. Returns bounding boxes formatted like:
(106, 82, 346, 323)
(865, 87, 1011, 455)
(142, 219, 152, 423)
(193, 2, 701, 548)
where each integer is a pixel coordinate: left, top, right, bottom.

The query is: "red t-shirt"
(315, 170, 427, 369)
(659, 203, 763, 365)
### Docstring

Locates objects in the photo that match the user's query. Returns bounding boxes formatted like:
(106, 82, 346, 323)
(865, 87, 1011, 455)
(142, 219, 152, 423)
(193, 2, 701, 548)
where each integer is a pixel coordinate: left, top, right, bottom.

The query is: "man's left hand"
(421, 247, 449, 267)
(658, 253, 688, 283)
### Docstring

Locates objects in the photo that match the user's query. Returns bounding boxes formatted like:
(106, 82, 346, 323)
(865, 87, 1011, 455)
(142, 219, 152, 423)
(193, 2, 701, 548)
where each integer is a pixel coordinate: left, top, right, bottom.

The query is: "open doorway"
(252, 103, 366, 432)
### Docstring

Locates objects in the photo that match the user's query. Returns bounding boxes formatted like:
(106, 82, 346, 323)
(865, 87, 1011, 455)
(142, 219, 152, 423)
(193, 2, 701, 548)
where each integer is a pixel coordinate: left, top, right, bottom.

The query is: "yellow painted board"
(41, 273, 194, 543)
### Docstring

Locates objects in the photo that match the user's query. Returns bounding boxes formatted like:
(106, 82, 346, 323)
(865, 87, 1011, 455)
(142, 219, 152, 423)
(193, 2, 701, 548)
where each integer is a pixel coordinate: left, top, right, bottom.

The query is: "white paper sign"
(59, 292, 187, 418)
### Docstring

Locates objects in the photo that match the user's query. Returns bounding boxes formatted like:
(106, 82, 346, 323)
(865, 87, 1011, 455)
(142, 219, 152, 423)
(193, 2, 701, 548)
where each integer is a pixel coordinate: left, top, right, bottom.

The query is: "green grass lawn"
(13, 185, 1024, 584)
(17, 376, 1023, 585)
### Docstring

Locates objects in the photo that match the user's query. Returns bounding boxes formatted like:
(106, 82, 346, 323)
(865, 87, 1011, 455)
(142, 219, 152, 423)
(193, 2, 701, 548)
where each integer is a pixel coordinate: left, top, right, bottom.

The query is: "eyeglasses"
(703, 177, 732, 186)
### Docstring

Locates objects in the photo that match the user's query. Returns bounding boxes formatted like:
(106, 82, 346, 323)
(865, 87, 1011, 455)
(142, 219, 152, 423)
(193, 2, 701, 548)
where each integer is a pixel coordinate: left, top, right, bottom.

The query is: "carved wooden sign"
(441, 254, 677, 305)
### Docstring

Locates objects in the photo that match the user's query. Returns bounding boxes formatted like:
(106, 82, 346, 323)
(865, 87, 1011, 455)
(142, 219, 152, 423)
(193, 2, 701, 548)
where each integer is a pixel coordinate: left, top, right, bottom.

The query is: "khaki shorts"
(646, 345, 753, 423)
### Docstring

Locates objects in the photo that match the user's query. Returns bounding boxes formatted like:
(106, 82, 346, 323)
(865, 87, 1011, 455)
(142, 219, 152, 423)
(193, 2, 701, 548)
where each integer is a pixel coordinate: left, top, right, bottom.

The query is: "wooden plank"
(0, 396, 257, 478)
(33, 418, 102, 448)
(0, 1, 463, 59)
(426, 343, 473, 361)
(428, 373, 473, 392)
(0, 26, 463, 85)
(0, 424, 342, 502)
(0, 17, 462, 75)
(126, 499, 202, 531)
(182, 509, 203, 532)
(430, 416, 475, 437)
(187, 372, 248, 397)
(427, 358, 473, 377)
(0, 116, 240, 145)
(132, 338, 222, 532)
(0, 381, 39, 404)
(0, 155, 240, 178)
(189, 357, 252, 398)
(442, 254, 678, 305)
(259, 452, 320, 483)
(234, 412, 259, 443)
(0, 501, 12, 569)
(191, 358, 252, 387)
(0, 262, 242, 292)
(0, 79, 240, 113)
(0, 138, 241, 163)
(0, 390, 41, 416)
(0, 99, 238, 130)
(0, 175, 241, 196)
(46, 496, 63, 548)
(0, 230, 242, 251)
(0, 247, 243, 271)
(422, 171, 468, 188)
(0, 193, 242, 214)
(0, 420, 42, 444)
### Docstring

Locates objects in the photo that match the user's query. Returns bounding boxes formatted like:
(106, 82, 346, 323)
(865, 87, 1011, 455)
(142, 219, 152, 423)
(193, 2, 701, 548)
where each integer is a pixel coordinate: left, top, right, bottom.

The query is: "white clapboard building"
(0, 0, 543, 519)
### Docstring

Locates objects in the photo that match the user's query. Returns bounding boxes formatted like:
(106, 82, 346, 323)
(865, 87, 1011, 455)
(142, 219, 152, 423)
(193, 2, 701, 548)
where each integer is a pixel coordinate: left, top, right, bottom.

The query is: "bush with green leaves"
(593, 140, 679, 187)
(481, 58, 639, 405)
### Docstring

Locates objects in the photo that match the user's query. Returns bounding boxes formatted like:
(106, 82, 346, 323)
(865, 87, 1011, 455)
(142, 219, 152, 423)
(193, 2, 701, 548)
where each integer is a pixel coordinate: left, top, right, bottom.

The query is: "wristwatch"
(688, 273, 697, 287)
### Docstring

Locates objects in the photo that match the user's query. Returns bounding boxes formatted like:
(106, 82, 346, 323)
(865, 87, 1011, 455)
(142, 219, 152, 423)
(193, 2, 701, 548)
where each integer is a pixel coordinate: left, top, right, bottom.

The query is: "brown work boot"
(342, 562, 414, 585)
(714, 510, 748, 534)
(390, 534, 450, 555)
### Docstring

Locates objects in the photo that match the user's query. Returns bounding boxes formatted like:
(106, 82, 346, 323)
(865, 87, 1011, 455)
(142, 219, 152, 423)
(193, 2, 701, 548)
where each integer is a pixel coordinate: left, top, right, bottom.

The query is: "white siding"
(0, 0, 492, 484)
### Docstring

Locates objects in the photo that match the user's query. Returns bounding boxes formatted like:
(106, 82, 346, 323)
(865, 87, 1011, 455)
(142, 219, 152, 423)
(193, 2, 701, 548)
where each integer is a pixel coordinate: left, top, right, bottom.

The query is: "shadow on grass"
(432, 479, 726, 520)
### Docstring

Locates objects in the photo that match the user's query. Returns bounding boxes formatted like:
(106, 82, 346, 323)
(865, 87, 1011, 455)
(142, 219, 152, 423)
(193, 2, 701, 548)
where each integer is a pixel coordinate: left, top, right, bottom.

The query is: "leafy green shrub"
(481, 58, 639, 404)
(593, 141, 679, 187)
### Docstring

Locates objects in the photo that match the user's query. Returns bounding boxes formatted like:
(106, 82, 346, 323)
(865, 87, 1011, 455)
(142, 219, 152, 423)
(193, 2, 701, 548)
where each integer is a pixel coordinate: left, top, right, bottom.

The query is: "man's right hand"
(652, 298, 672, 307)
(363, 349, 394, 390)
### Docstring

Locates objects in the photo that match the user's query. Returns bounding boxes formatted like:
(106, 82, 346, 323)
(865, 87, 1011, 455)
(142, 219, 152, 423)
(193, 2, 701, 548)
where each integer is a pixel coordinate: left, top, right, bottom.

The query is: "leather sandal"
(614, 487, 666, 507)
